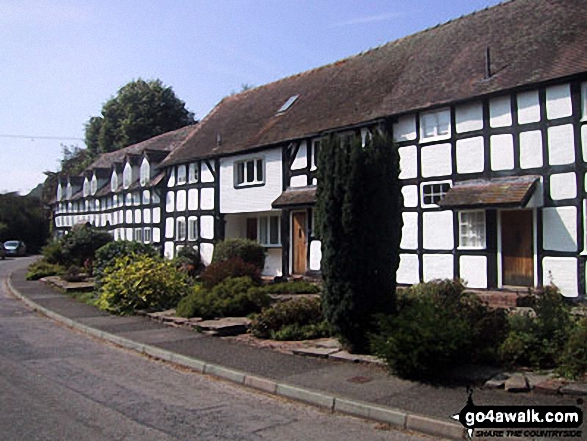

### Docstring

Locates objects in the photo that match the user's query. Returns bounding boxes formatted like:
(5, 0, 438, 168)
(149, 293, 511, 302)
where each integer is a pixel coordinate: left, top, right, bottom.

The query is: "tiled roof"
(163, 0, 587, 166)
(272, 187, 317, 208)
(438, 175, 540, 209)
(87, 125, 195, 171)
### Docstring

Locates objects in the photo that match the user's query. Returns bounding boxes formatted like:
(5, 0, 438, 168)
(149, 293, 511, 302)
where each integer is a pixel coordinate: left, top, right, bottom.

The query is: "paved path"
(6, 257, 584, 440)
(0, 257, 431, 441)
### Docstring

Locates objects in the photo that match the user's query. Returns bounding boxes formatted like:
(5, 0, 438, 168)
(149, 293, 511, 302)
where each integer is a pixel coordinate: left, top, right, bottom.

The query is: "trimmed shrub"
(60, 225, 113, 267)
(176, 276, 271, 320)
(371, 279, 502, 381)
(261, 281, 320, 295)
(26, 261, 65, 280)
(212, 238, 265, 270)
(94, 240, 158, 286)
(558, 317, 587, 380)
(97, 254, 190, 315)
(41, 240, 66, 265)
(200, 257, 261, 289)
(250, 297, 329, 340)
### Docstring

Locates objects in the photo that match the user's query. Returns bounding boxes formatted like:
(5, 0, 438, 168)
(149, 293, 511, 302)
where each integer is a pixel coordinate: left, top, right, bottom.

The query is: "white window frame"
(458, 210, 486, 249)
(143, 228, 152, 244)
(90, 175, 98, 196)
(421, 180, 451, 208)
(123, 163, 133, 189)
(188, 216, 198, 241)
(420, 108, 451, 142)
(83, 178, 90, 197)
(258, 215, 281, 247)
(234, 158, 265, 187)
(134, 228, 143, 243)
(111, 171, 119, 192)
(177, 165, 187, 185)
(176, 217, 186, 241)
(188, 163, 199, 183)
(140, 158, 150, 187)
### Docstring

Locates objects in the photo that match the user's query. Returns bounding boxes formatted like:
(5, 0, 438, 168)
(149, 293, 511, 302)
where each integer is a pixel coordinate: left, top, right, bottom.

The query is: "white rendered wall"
(200, 215, 214, 240)
(399, 145, 417, 179)
(546, 84, 573, 120)
(264, 248, 283, 277)
(489, 96, 512, 128)
(402, 185, 418, 208)
(291, 141, 308, 170)
(455, 102, 483, 133)
(548, 124, 575, 166)
(421, 143, 452, 177)
(456, 136, 484, 174)
(290, 175, 308, 188)
(309, 240, 322, 271)
(176, 190, 187, 211)
(490, 134, 514, 171)
(550, 172, 577, 200)
(517, 90, 541, 124)
(397, 254, 420, 285)
(542, 206, 577, 252)
(188, 189, 199, 210)
(519, 130, 543, 169)
(220, 148, 282, 214)
(459, 255, 488, 289)
(423, 211, 454, 250)
(543, 257, 578, 297)
(200, 243, 214, 266)
(400, 212, 418, 250)
(201, 162, 215, 183)
(423, 254, 453, 281)
(201, 188, 215, 210)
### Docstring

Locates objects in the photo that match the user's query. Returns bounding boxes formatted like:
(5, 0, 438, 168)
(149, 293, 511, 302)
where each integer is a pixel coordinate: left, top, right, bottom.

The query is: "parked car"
(3, 240, 26, 257)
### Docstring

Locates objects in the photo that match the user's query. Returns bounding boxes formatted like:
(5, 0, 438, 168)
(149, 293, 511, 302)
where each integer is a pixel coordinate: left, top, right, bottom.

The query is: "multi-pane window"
(143, 228, 152, 243)
(421, 182, 451, 206)
(235, 158, 264, 187)
(188, 217, 198, 241)
(258, 215, 280, 246)
(459, 211, 486, 249)
(134, 228, 143, 243)
(420, 108, 451, 141)
(188, 163, 199, 183)
(176, 217, 186, 241)
(177, 165, 187, 185)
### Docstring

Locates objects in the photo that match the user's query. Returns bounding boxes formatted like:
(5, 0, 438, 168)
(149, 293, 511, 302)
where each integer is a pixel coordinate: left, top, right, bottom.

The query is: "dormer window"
(90, 175, 98, 196)
(235, 158, 264, 187)
(56, 184, 63, 201)
(177, 164, 187, 185)
(83, 178, 90, 197)
(276, 95, 299, 115)
(188, 163, 198, 183)
(140, 158, 150, 187)
(123, 163, 132, 189)
(111, 171, 119, 192)
(66, 183, 72, 200)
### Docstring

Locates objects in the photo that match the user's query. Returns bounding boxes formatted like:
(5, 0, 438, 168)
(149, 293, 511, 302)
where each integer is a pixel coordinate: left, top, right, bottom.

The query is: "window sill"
(457, 246, 486, 251)
(234, 182, 265, 189)
(419, 134, 451, 144)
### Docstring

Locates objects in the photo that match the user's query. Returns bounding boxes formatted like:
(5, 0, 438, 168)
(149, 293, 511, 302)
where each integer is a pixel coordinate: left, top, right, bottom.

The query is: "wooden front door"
(292, 211, 307, 274)
(501, 210, 534, 286)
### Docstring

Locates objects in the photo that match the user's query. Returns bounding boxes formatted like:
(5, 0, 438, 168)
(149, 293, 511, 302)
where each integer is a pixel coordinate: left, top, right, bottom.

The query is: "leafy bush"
(41, 240, 66, 265)
(176, 276, 271, 320)
(558, 317, 587, 379)
(94, 240, 158, 286)
(250, 297, 329, 340)
(60, 225, 113, 267)
(371, 279, 502, 381)
(26, 261, 65, 280)
(261, 281, 320, 295)
(212, 239, 265, 270)
(499, 285, 574, 369)
(200, 257, 261, 289)
(96, 254, 190, 315)
(174, 246, 205, 278)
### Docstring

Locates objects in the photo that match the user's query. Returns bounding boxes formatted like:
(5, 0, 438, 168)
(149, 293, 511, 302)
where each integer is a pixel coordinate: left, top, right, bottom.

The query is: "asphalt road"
(0, 257, 431, 441)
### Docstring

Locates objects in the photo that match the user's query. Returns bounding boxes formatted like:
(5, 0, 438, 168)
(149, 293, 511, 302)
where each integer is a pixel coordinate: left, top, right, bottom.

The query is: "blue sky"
(0, 0, 502, 194)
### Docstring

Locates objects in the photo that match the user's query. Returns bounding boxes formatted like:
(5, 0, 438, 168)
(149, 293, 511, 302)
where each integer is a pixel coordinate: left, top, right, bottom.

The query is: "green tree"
(315, 129, 402, 353)
(0, 193, 50, 253)
(85, 79, 196, 154)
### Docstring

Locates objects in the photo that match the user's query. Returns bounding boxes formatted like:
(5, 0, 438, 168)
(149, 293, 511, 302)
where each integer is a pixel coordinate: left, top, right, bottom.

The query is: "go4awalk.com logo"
(451, 388, 583, 439)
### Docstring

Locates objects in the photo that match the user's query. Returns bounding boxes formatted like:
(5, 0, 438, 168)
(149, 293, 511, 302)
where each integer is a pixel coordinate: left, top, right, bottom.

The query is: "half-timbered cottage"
(53, 0, 587, 297)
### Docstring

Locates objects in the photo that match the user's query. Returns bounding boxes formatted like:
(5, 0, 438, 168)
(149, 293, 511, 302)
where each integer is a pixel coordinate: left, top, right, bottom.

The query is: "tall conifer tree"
(316, 129, 402, 352)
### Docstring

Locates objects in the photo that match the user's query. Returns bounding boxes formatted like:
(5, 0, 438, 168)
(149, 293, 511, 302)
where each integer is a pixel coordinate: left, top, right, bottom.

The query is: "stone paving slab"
(116, 327, 203, 345)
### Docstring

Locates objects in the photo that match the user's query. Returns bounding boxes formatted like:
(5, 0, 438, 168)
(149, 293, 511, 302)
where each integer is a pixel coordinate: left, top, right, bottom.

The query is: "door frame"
(290, 210, 308, 275)
(497, 208, 538, 288)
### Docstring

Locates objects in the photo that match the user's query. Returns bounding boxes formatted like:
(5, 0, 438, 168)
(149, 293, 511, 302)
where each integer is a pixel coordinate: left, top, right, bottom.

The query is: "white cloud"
(331, 12, 406, 27)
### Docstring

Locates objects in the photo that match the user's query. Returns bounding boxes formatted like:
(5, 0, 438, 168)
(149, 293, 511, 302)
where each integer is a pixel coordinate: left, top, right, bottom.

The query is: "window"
(83, 178, 90, 197)
(134, 228, 143, 242)
(421, 182, 451, 206)
(177, 165, 187, 185)
(123, 163, 133, 189)
(420, 108, 451, 141)
(459, 211, 486, 249)
(276, 95, 299, 114)
(143, 228, 152, 243)
(142, 190, 150, 204)
(188, 217, 198, 241)
(235, 158, 264, 187)
(258, 215, 281, 246)
(140, 159, 150, 187)
(176, 217, 186, 241)
(111, 172, 119, 192)
(188, 163, 199, 183)
(90, 176, 98, 195)
(133, 192, 141, 206)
